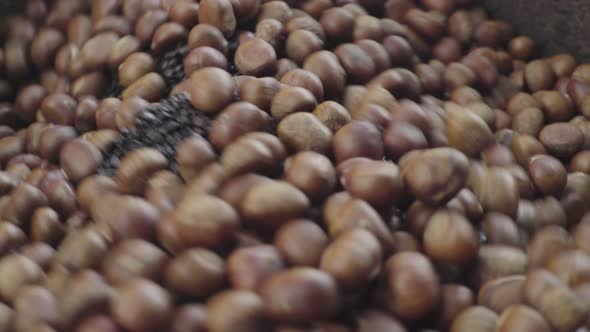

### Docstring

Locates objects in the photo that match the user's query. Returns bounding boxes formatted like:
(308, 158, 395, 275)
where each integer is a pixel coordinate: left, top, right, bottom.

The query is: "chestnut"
(273, 219, 329, 267)
(206, 290, 269, 332)
(102, 239, 168, 285)
(188, 67, 236, 113)
(115, 148, 168, 195)
(242, 180, 310, 231)
(423, 210, 479, 265)
(165, 248, 225, 299)
(0, 254, 44, 303)
(259, 267, 340, 322)
(227, 244, 284, 291)
(173, 194, 239, 249)
(402, 147, 469, 206)
(198, 0, 237, 37)
(385, 252, 440, 320)
(277, 112, 332, 154)
(320, 229, 382, 291)
(235, 38, 277, 77)
(110, 278, 173, 332)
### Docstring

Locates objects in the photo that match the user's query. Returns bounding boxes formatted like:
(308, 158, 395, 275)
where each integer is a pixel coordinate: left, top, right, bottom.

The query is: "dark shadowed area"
(484, 0, 590, 61)
(0, 1, 21, 15)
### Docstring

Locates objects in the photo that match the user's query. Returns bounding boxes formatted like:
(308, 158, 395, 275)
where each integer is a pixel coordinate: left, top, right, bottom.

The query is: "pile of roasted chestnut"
(0, 0, 589, 331)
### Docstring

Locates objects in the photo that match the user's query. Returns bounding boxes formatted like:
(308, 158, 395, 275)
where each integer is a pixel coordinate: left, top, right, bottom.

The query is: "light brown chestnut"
(473, 166, 520, 218)
(184, 47, 228, 76)
(188, 67, 236, 113)
(241, 181, 310, 231)
(320, 228, 382, 291)
(169, 2, 200, 28)
(450, 306, 499, 332)
(528, 155, 567, 196)
(74, 314, 122, 332)
(285, 15, 325, 40)
(227, 244, 284, 291)
(92, 15, 131, 36)
(108, 35, 141, 68)
(115, 96, 149, 130)
(303, 51, 346, 99)
(58, 270, 113, 329)
(385, 252, 440, 321)
(81, 129, 120, 154)
(38, 126, 77, 163)
(90, 194, 160, 242)
(118, 52, 156, 88)
(41, 93, 77, 126)
(332, 120, 384, 162)
(423, 210, 479, 265)
(110, 278, 173, 332)
(219, 174, 272, 212)
(525, 59, 555, 92)
(145, 170, 184, 214)
(273, 220, 329, 267)
(286, 29, 324, 65)
(402, 147, 469, 206)
(481, 213, 520, 248)
(283, 151, 336, 202)
(259, 1, 293, 24)
(4, 183, 48, 227)
(341, 159, 404, 208)
(54, 226, 109, 271)
(165, 248, 225, 299)
(15, 85, 48, 122)
(78, 32, 120, 71)
(30, 28, 66, 69)
(30, 208, 64, 248)
(151, 22, 188, 54)
(259, 267, 340, 323)
(76, 175, 117, 213)
(75, 96, 99, 132)
(355, 309, 407, 332)
(0, 136, 25, 166)
(71, 71, 108, 98)
(477, 275, 526, 313)
(280, 69, 324, 102)
(173, 194, 239, 250)
(206, 290, 269, 332)
(524, 269, 588, 332)
(312, 101, 351, 132)
(255, 18, 284, 49)
(239, 77, 281, 111)
(334, 43, 376, 84)
(135, 10, 169, 46)
(68, 15, 93, 47)
(277, 112, 332, 154)
(188, 24, 229, 54)
(175, 134, 216, 182)
(122, 72, 166, 102)
(0, 221, 27, 257)
(198, 0, 237, 37)
(209, 102, 272, 150)
(324, 194, 395, 254)
(59, 139, 103, 182)
(271, 86, 317, 120)
(0, 254, 44, 304)
(219, 132, 286, 177)
(539, 122, 584, 159)
(472, 245, 528, 288)
(546, 249, 590, 287)
(116, 148, 168, 195)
